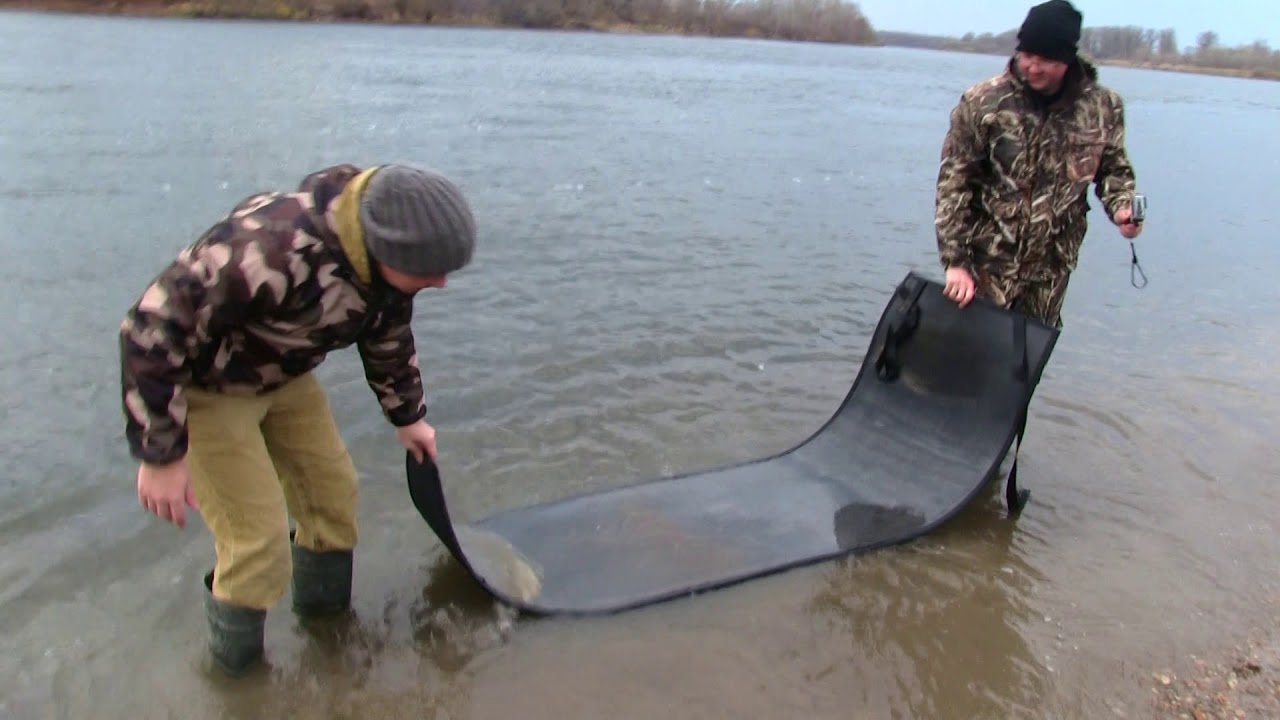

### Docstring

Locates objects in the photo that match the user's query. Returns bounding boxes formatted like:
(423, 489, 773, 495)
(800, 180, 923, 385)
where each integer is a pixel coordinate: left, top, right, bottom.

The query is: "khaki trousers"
(186, 372, 359, 610)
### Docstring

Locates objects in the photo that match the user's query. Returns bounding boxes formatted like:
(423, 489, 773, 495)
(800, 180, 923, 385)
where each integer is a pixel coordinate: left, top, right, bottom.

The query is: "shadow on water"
(806, 480, 1050, 720)
(413, 550, 524, 671)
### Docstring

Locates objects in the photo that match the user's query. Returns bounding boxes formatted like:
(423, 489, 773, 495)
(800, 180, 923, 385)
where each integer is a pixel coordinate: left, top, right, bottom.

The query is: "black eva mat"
(407, 271, 1059, 615)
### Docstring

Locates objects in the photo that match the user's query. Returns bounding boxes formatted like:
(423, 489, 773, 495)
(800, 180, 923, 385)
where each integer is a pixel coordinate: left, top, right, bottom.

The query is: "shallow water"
(1, 11, 1278, 719)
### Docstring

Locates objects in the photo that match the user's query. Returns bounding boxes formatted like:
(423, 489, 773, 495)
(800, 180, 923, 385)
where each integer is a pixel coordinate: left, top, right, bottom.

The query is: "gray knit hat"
(358, 164, 476, 277)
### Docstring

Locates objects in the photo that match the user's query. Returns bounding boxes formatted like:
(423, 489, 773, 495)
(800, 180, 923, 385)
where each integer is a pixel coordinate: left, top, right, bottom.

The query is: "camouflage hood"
(299, 164, 381, 288)
(119, 165, 427, 465)
(933, 53, 1137, 287)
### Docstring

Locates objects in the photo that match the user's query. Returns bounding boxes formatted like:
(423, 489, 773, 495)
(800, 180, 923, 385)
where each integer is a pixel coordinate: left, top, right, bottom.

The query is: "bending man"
(119, 163, 477, 676)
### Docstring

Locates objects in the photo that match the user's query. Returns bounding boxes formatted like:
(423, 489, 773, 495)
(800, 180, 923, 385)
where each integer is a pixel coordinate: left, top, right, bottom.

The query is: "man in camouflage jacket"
(934, 0, 1143, 328)
(119, 162, 476, 676)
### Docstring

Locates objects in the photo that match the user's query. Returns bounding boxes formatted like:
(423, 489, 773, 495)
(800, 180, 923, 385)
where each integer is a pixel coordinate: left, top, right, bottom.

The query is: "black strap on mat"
(874, 277, 927, 382)
(1005, 311, 1032, 516)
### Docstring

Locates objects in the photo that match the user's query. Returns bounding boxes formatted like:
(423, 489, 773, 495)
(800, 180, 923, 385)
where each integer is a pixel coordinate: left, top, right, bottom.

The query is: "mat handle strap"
(874, 277, 927, 382)
(1005, 312, 1032, 516)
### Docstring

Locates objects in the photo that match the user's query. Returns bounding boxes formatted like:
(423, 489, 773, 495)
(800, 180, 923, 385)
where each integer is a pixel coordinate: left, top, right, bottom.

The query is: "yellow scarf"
(331, 166, 380, 285)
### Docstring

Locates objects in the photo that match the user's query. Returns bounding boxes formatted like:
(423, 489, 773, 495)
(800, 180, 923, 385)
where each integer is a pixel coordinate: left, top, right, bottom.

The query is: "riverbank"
(4, 1, 1276, 83)
(6, 1, 1278, 83)
(1148, 594, 1280, 719)
(889, 45, 1280, 81)
(1073, 56, 1280, 82)
(875, 29, 1280, 82)
(0, 0, 877, 45)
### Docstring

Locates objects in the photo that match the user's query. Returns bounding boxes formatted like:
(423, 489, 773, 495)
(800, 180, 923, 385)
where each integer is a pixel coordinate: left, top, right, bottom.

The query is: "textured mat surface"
(408, 271, 1060, 615)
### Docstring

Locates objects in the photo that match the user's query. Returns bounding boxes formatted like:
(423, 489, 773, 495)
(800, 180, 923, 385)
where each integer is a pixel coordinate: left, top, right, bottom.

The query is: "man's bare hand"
(1115, 206, 1142, 240)
(396, 420, 438, 464)
(138, 459, 198, 528)
(943, 266, 976, 307)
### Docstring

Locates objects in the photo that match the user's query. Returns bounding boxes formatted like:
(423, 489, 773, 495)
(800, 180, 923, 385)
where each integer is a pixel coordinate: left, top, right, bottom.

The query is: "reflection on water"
(812, 493, 1046, 719)
(1, 552, 514, 720)
(165, 553, 515, 720)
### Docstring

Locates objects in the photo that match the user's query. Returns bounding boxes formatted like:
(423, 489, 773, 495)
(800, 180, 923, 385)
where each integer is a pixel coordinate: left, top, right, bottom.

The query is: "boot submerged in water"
(290, 539, 353, 618)
(202, 571, 266, 677)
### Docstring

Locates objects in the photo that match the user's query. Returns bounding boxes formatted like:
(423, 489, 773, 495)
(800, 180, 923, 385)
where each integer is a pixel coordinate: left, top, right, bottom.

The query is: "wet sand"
(1151, 595, 1280, 719)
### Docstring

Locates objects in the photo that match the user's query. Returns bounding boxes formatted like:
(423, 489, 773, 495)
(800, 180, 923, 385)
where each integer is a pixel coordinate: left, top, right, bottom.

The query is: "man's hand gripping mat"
(407, 271, 1060, 615)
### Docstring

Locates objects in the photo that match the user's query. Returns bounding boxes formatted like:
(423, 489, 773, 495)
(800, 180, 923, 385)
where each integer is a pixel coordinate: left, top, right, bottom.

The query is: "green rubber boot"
(202, 571, 266, 677)
(290, 541, 353, 617)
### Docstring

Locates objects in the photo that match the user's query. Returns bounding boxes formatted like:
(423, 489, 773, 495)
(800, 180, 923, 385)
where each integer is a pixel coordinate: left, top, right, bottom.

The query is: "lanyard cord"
(1129, 241, 1147, 289)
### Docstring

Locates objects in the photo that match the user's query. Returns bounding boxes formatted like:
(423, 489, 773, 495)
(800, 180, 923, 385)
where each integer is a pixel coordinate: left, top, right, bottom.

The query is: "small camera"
(1131, 193, 1147, 224)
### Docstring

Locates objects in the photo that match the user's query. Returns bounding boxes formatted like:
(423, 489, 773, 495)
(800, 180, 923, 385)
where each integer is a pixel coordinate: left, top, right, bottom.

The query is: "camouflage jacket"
(934, 56, 1137, 283)
(119, 164, 426, 465)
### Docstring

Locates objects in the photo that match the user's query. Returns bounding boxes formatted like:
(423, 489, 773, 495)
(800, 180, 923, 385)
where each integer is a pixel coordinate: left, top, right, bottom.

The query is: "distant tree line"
(49, 0, 876, 44)
(877, 25, 1280, 80)
(8, 1, 1273, 80)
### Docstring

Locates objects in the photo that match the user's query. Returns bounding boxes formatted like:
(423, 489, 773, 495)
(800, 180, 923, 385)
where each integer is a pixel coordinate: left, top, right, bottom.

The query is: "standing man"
(119, 162, 477, 676)
(934, 0, 1142, 327)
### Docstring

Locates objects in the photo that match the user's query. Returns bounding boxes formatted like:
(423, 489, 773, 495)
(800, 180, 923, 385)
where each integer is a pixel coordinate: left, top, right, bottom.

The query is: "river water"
(1, 10, 1278, 719)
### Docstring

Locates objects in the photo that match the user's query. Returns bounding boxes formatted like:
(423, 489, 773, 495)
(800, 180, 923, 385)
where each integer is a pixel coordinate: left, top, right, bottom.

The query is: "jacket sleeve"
(1094, 93, 1137, 223)
(934, 95, 985, 274)
(356, 294, 427, 427)
(119, 203, 290, 465)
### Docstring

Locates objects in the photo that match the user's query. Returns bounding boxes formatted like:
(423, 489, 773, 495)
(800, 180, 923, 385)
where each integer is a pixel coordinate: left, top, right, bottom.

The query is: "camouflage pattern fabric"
(997, 271, 1072, 330)
(934, 56, 1137, 327)
(119, 165, 426, 465)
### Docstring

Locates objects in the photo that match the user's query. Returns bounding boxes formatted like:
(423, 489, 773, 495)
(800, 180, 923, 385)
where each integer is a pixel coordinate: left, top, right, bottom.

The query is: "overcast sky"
(856, 0, 1277, 49)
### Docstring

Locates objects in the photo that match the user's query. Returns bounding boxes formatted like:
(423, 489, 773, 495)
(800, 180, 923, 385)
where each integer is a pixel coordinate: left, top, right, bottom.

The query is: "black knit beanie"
(358, 164, 477, 277)
(1016, 0, 1083, 64)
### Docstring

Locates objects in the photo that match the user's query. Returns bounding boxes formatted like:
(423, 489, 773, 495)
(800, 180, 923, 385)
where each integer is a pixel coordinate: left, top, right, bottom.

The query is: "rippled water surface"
(1, 11, 1279, 719)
